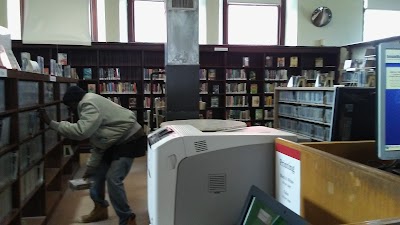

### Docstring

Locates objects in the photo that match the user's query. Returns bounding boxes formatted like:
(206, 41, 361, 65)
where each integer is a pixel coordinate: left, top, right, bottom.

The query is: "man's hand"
(37, 108, 51, 125)
(82, 166, 96, 179)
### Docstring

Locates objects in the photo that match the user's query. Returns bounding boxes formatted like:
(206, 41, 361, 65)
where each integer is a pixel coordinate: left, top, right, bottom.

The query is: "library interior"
(1, 0, 400, 225)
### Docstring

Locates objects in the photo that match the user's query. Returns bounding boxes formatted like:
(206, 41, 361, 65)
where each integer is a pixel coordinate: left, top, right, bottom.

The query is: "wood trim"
(12, 40, 341, 53)
(90, 0, 98, 42)
(279, 0, 286, 45)
(128, 0, 135, 42)
(222, 0, 228, 44)
(20, 0, 24, 38)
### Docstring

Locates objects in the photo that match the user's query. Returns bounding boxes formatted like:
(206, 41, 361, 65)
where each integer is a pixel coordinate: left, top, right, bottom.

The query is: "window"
(134, 0, 167, 43)
(228, 3, 279, 45)
(7, 0, 21, 40)
(133, 0, 206, 43)
(364, 9, 400, 41)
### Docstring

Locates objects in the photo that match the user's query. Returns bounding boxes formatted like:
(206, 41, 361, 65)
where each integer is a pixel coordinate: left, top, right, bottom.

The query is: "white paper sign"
(386, 67, 400, 89)
(275, 144, 301, 215)
(0, 68, 7, 77)
(49, 75, 56, 82)
(385, 49, 400, 64)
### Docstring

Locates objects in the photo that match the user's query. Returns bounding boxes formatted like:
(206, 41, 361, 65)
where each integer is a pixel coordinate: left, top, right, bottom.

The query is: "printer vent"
(194, 140, 208, 152)
(208, 173, 226, 193)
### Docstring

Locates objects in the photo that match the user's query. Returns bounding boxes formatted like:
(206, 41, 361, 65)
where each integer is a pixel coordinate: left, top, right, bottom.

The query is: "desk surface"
(160, 119, 247, 132)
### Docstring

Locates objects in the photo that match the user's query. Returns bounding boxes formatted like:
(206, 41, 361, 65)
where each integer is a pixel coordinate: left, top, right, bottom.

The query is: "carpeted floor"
(48, 154, 150, 225)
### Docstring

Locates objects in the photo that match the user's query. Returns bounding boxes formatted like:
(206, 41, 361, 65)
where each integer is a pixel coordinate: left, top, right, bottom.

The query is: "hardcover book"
(277, 57, 285, 67)
(57, 53, 68, 65)
(265, 56, 273, 67)
(83, 68, 92, 80)
(87, 84, 96, 93)
(290, 56, 298, 67)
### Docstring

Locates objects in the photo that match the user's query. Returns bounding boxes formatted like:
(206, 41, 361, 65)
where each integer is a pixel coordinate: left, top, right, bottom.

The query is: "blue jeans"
(89, 157, 134, 225)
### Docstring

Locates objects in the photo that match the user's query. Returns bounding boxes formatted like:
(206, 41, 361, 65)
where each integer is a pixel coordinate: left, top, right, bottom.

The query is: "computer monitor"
(330, 87, 376, 141)
(377, 43, 400, 160)
(237, 185, 309, 225)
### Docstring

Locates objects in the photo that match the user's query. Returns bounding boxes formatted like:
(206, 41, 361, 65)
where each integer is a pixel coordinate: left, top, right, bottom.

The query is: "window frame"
(223, 0, 285, 45)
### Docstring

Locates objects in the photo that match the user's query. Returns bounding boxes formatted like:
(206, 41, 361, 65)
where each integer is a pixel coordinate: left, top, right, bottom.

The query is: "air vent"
(208, 173, 226, 193)
(171, 0, 194, 9)
(194, 140, 208, 152)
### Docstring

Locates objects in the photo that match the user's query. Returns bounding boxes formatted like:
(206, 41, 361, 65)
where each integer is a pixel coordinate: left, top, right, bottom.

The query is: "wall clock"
(311, 6, 332, 27)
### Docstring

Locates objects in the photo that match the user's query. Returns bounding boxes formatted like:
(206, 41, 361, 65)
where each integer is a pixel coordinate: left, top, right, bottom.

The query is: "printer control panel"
(148, 127, 175, 146)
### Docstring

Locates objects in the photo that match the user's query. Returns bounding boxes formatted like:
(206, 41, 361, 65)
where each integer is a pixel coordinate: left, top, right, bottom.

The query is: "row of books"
(20, 135, 43, 172)
(0, 187, 12, 223)
(99, 82, 138, 94)
(279, 90, 334, 105)
(279, 118, 330, 141)
(144, 68, 165, 80)
(18, 81, 39, 108)
(21, 52, 77, 78)
(0, 117, 10, 149)
(279, 104, 332, 124)
(99, 68, 121, 80)
(0, 151, 17, 190)
(20, 162, 44, 204)
(226, 110, 250, 120)
(144, 83, 165, 94)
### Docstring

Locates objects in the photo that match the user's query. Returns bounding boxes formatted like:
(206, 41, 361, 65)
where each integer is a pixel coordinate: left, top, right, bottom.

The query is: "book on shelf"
(37, 56, 44, 74)
(21, 52, 31, 71)
(58, 53, 68, 65)
(252, 96, 260, 107)
(50, 59, 56, 75)
(83, 68, 92, 80)
(199, 83, 208, 93)
(290, 56, 298, 67)
(315, 57, 324, 67)
(249, 71, 256, 80)
(0, 45, 12, 69)
(265, 96, 273, 106)
(199, 69, 207, 80)
(211, 96, 219, 107)
(242, 57, 249, 67)
(87, 84, 96, 93)
(208, 69, 216, 80)
(63, 65, 71, 78)
(44, 68, 49, 75)
(212, 85, 219, 94)
(3, 46, 20, 71)
(0, 117, 10, 148)
(277, 57, 285, 67)
(255, 109, 263, 120)
(265, 56, 273, 67)
(128, 98, 137, 109)
(250, 84, 258, 94)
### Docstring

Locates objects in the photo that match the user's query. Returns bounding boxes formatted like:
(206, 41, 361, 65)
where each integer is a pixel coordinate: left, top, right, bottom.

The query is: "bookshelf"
(11, 41, 340, 129)
(0, 69, 79, 225)
(274, 87, 335, 141)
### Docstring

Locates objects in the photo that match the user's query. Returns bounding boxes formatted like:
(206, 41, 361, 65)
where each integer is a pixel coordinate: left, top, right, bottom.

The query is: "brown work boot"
(127, 214, 137, 225)
(81, 202, 109, 223)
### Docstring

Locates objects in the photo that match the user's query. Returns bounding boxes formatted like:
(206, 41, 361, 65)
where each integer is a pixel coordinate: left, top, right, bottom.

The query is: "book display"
(0, 69, 79, 225)
(12, 42, 340, 130)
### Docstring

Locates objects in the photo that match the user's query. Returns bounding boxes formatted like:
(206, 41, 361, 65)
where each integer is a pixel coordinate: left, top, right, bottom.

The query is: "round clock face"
(311, 6, 332, 27)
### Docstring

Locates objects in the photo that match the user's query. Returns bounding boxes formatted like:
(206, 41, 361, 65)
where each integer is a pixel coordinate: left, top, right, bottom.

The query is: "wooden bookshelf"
(11, 41, 341, 130)
(0, 69, 79, 225)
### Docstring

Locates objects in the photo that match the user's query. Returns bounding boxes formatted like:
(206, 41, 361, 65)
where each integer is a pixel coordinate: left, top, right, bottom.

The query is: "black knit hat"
(63, 86, 87, 104)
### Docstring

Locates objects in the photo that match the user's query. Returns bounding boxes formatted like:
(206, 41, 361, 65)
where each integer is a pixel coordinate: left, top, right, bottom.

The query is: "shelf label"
(214, 47, 228, 52)
(275, 143, 301, 215)
(0, 68, 7, 77)
(49, 75, 57, 82)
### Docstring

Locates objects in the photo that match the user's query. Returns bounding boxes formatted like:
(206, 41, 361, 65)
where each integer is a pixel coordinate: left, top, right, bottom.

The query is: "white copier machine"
(147, 124, 297, 225)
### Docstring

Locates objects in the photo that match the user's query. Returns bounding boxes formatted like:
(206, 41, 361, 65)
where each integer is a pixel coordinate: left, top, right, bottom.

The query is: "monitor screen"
(377, 44, 400, 160)
(330, 87, 376, 141)
(237, 185, 308, 225)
